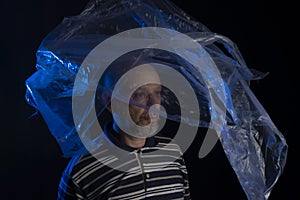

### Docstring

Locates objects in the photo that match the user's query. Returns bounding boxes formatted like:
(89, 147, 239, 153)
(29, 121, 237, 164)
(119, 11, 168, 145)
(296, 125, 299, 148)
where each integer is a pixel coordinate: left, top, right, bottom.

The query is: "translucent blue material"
(25, 0, 287, 199)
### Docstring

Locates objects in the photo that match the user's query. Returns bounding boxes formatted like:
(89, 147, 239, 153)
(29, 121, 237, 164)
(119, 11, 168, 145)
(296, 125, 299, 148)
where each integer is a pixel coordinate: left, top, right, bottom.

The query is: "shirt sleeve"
(57, 154, 88, 200)
(179, 156, 191, 200)
(57, 171, 87, 200)
(57, 170, 87, 200)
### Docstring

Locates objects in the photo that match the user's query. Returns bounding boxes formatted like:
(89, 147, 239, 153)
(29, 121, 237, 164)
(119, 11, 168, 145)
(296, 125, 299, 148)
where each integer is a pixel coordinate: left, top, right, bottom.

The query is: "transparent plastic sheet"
(24, 0, 287, 199)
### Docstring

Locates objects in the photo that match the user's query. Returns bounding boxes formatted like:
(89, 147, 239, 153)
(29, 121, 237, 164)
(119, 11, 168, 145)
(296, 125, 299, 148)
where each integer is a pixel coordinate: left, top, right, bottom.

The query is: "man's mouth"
(139, 113, 159, 125)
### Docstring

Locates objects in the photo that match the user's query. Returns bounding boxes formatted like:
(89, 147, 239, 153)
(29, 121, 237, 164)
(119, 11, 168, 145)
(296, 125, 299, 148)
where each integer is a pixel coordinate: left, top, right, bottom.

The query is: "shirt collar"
(104, 121, 158, 152)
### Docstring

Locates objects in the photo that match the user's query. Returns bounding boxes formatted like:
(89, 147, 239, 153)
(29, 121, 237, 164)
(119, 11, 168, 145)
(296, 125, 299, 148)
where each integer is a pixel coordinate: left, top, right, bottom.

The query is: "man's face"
(129, 83, 162, 127)
(110, 64, 163, 138)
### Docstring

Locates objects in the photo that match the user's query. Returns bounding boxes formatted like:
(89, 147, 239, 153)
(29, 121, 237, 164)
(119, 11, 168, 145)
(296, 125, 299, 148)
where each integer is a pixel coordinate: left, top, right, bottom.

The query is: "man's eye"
(132, 92, 146, 100)
(155, 91, 161, 96)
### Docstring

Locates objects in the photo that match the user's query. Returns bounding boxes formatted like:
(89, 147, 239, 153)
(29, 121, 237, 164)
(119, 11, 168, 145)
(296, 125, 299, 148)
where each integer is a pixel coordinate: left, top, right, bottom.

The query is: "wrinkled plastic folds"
(25, 0, 287, 199)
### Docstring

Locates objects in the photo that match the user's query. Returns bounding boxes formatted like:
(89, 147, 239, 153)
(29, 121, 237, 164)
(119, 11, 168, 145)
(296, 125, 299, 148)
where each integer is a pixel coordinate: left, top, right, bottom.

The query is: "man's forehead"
(122, 64, 161, 87)
(130, 64, 159, 76)
(135, 83, 162, 91)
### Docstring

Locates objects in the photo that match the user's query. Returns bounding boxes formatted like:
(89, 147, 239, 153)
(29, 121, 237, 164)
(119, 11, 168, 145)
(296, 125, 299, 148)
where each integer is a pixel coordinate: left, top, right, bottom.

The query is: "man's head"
(125, 65, 162, 128)
(97, 58, 163, 138)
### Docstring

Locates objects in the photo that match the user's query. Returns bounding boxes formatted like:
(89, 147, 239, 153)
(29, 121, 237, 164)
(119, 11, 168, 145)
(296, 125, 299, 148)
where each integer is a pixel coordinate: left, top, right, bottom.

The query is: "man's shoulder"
(63, 152, 92, 175)
(154, 135, 173, 143)
(153, 135, 184, 154)
(64, 148, 111, 176)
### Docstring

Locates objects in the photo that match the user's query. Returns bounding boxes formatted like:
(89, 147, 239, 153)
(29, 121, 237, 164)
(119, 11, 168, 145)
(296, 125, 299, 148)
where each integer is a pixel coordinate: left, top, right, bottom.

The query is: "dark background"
(1, 0, 296, 199)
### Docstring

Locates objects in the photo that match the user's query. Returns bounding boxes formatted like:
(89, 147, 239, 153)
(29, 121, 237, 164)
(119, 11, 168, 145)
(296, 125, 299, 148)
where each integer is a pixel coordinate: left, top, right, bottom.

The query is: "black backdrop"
(1, 0, 296, 199)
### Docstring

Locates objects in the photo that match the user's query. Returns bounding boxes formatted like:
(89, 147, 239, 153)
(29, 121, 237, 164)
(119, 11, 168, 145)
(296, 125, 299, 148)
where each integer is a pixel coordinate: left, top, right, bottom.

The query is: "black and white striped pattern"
(58, 133, 190, 200)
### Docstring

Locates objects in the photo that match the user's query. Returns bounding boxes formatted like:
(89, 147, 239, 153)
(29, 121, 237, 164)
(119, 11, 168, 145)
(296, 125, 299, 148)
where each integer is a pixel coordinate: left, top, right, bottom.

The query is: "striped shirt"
(57, 123, 191, 200)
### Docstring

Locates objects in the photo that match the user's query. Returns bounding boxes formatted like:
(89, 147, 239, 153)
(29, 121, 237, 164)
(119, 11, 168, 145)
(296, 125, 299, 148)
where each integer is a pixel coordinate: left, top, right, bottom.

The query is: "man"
(57, 59, 191, 199)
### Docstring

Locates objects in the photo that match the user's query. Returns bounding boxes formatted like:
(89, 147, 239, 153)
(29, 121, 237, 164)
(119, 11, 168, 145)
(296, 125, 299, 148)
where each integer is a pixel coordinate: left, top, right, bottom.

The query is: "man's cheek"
(129, 108, 140, 120)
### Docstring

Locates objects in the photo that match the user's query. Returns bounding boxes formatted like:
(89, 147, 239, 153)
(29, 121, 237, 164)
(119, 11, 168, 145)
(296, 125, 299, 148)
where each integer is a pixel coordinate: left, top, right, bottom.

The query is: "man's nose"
(147, 93, 160, 105)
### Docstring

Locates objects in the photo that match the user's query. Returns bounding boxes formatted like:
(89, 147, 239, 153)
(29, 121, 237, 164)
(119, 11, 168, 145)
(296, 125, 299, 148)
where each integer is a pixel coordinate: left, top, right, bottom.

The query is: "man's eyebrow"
(136, 84, 162, 90)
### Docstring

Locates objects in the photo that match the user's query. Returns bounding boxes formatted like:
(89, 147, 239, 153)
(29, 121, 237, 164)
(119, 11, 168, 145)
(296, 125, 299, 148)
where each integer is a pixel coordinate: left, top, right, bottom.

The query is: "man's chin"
(134, 123, 159, 138)
(138, 118, 159, 126)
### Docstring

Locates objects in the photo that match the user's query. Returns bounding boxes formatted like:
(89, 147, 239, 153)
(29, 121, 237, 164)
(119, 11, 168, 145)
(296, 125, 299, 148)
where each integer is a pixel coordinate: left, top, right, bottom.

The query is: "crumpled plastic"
(25, 0, 288, 199)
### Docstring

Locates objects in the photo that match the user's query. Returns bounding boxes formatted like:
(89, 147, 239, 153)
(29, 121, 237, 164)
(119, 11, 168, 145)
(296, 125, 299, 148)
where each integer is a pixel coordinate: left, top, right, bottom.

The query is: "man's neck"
(113, 122, 146, 149)
(120, 133, 146, 149)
